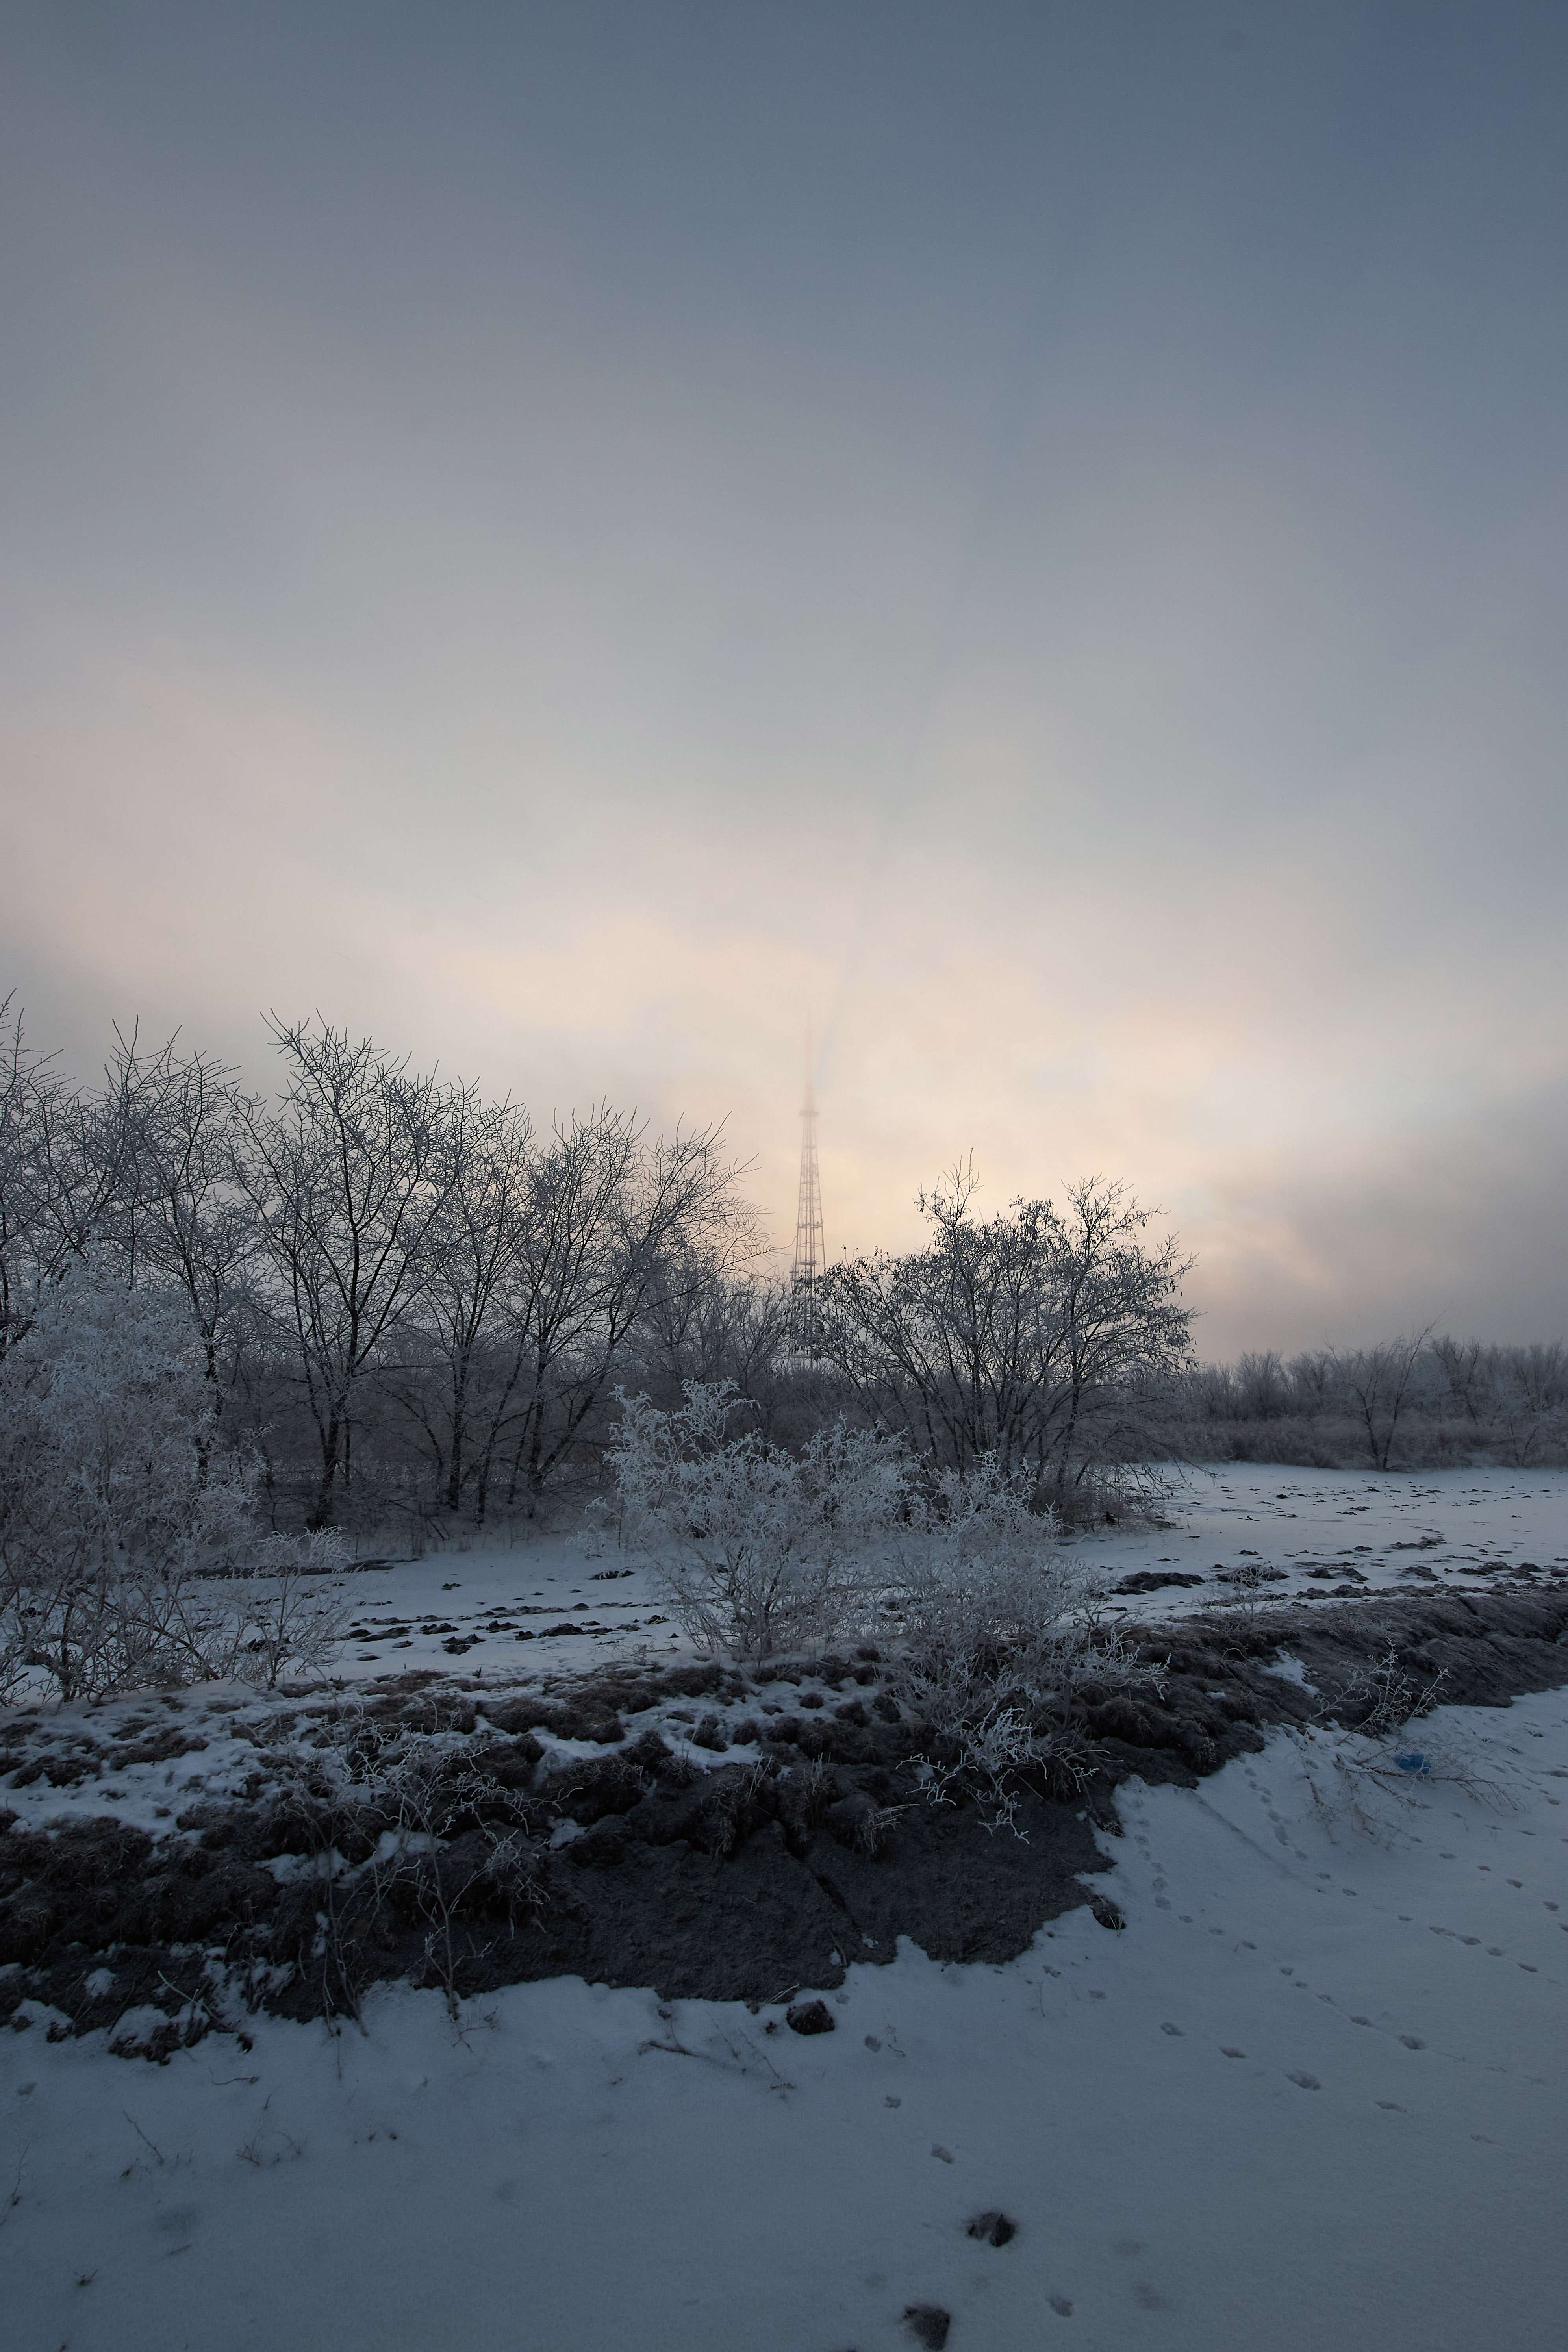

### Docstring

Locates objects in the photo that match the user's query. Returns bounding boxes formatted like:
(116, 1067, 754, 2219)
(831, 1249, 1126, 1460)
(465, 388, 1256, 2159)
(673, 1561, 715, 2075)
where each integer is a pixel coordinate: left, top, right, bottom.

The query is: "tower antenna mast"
(790, 1035, 827, 1360)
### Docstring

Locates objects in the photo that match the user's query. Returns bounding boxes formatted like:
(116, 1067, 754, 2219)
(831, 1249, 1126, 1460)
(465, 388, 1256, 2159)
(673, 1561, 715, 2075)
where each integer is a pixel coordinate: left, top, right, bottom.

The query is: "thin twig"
(0, 2141, 27, 2226)
(122, 2111, 165, 2165)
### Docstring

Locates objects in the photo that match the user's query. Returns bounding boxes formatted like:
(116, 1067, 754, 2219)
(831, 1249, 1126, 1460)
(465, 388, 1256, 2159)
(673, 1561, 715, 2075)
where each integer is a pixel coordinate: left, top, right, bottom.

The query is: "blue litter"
(1392, 1750, 1431, 1776)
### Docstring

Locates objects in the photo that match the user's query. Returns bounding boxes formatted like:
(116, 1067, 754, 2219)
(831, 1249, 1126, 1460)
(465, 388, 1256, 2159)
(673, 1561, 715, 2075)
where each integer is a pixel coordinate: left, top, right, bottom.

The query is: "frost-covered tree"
(103, 1027, 261, 1419)
(0, 997, 133, 1352)
(0, 1253, 340, 1700)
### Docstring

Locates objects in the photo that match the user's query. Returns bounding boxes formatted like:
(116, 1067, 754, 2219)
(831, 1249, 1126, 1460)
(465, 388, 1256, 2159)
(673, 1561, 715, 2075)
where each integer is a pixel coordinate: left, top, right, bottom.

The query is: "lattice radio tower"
(790, 1048, 827, 1360)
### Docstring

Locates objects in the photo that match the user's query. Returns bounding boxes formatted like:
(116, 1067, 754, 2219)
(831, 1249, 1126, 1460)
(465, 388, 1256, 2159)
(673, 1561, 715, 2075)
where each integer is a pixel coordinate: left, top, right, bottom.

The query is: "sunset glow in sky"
(5, 3, 1566, 1353)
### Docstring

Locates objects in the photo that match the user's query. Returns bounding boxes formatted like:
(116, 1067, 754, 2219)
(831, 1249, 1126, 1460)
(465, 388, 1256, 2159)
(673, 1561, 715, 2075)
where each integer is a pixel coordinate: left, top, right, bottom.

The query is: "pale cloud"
(4, 4, 1566, 1357)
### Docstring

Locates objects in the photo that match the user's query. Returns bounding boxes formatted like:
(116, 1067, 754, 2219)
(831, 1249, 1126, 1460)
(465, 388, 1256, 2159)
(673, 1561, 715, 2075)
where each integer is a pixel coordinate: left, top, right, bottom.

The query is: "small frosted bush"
(884, 1460, 1111, 1825)
(606, 1381, 911, 1657)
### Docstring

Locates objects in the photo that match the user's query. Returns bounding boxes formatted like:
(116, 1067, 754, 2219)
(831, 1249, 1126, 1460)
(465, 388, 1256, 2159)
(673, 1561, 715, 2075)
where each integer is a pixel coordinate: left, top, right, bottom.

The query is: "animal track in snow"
(966, 2210, 1018, 2247)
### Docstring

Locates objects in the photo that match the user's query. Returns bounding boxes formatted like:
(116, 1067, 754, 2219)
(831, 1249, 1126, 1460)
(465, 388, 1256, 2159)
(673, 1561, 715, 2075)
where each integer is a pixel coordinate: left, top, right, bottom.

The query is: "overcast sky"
(4, 2, 1566, 1354)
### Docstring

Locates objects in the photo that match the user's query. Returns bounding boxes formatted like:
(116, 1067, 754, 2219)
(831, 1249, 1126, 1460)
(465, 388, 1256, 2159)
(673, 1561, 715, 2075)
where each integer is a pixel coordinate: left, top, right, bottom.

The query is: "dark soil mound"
(3, 1590, 1564, 2049)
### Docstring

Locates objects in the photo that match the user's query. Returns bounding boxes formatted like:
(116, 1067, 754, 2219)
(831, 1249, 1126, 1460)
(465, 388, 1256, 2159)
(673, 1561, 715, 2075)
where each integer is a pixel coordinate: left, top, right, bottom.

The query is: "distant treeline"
(1158, 1338, 1568, 1473)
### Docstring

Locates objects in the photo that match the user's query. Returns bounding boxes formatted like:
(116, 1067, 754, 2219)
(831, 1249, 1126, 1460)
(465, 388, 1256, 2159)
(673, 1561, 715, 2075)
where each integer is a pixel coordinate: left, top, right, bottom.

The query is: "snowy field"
(5, 1463, 1564, 1848)
(4, 1465, 1567, 2351)
(262, 1461, 1568, 1681)
(334, 1460, 1568, 1674)
(6, 1680, 1566, 2352)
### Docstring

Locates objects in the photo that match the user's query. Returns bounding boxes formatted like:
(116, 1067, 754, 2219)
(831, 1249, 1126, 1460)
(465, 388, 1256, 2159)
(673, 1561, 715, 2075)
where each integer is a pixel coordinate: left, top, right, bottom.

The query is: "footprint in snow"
(1221, 2047, 1246, 2057)
(1286, 2072, 1321, 2090)
(903, 2306, 951, 2348)
(966, 2211, 1018, 2247)
(1049, 2294, 1074, 2317)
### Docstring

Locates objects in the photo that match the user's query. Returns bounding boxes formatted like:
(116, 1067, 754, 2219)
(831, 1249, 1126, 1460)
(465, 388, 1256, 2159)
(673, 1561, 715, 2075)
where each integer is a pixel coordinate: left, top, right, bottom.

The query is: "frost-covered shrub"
(885, 1460, 1107, 1826)
(606, 1381, 911, 1657)
(223, 1532, 350, 1690)
(0, 1254, 343, 1700)
(1323, 1642, 1446, 1743)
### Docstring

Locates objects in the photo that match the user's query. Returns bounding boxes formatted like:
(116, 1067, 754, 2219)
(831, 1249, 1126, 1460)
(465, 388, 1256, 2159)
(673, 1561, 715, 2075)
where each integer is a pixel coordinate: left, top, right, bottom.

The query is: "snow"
(227, 1462, 1568, 1679)
(6, 1678, 1568, 2348)
(5, 1463, 1567, 2349)
(3, 1464, 1565, 1845)
(324, 1463, 1568, 1673)
(1115, 1461, 1568, 1608)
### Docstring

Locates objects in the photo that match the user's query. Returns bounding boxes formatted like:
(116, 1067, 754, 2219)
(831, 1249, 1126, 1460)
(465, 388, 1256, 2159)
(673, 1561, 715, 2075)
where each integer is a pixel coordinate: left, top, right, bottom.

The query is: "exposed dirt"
(3, 1590, 1565, 2053)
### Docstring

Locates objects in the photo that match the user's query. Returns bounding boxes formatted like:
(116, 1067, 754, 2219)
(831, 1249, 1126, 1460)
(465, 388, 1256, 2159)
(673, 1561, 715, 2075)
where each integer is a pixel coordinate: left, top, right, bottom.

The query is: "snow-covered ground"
(5, 1465, 1567, 2350)
(6, 1677, 1566, 2352)
(271, 1462, 1568, 1680)
(1106, 1462, 1568, 1613)
(4, 1464, 1565, 1845)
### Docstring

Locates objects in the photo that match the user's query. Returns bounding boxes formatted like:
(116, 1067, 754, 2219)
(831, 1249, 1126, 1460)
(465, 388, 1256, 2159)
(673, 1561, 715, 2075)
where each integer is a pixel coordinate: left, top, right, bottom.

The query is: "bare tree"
(239, 1019, 457, 1526)
(380, 1084, 536, 1515)
(375, 1100, 758, 1522)
(632, 1252, 791, 1412)
(1431, 1334, 1486, 1425)
(1489, 1342, 1568, 1466)
(821, 1168, 1192, 1512)
(481, 1110, 751, 1514)
(1234, 1351, 1288, 1420)
(101, 1028, 261, 1422)
(1333, 1326, 1435, 1471)
(0, 997, 139, 1346)
(0, 996, 52, 1350)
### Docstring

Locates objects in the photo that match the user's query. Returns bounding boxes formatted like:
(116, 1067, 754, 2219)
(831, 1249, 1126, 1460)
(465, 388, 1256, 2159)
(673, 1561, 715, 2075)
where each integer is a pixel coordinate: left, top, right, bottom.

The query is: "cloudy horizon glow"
(4, 3, 1566, 1356)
